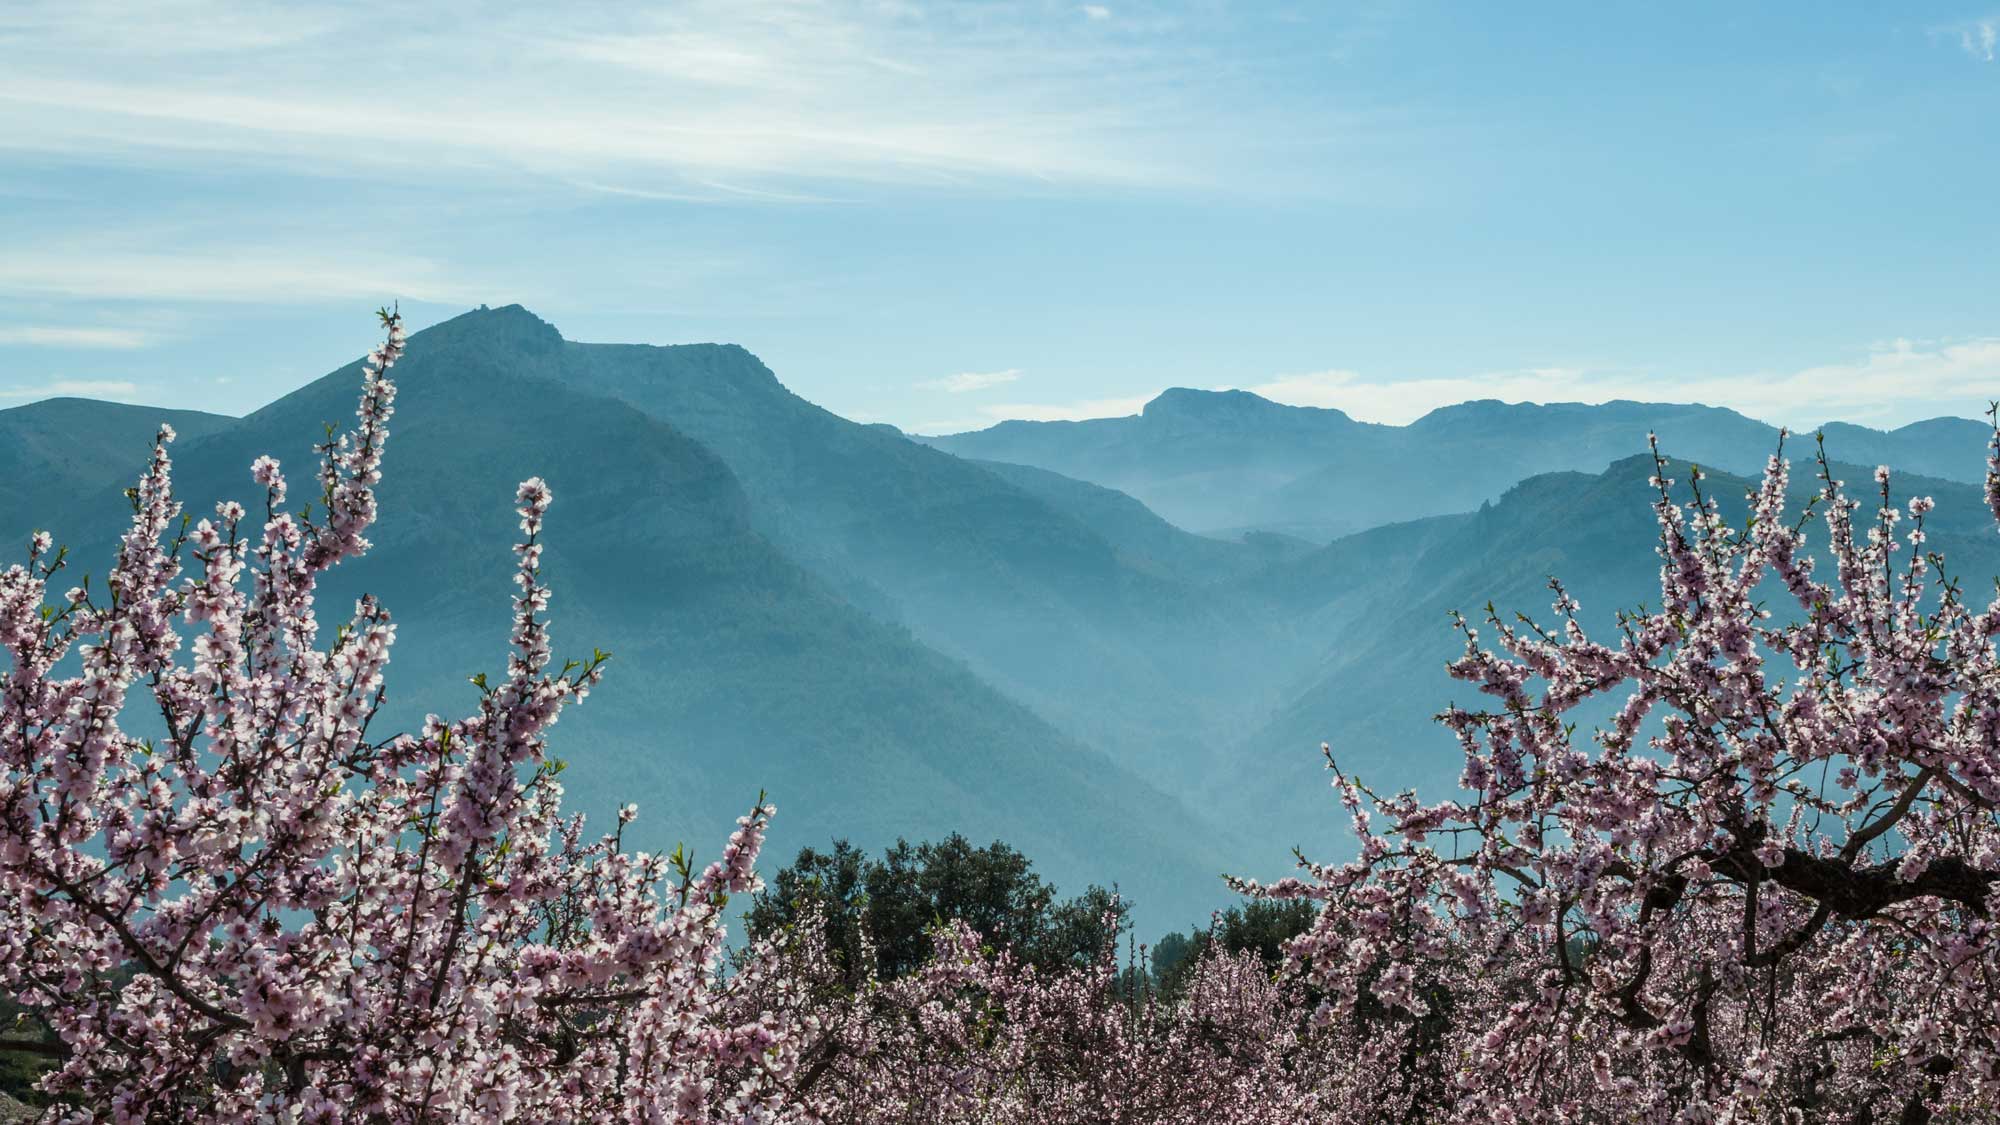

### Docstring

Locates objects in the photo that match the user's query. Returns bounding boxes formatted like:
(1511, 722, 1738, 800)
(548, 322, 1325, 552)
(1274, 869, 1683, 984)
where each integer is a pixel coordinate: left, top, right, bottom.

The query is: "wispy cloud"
(1953, 16, 1999, 60)
(918, 368, 1023, 394)
(1242, 337, 2000, 429)
(917, 336, 2000, 434)
(0, 378, 141, 401)
(0, 0, 341, 55)
(979, 395, 1154, 422)
(0, 325, 152, 348)
(0, 0, 1249, 195)
(0, 248, 474, 304)
(918, 393, 1157, 432)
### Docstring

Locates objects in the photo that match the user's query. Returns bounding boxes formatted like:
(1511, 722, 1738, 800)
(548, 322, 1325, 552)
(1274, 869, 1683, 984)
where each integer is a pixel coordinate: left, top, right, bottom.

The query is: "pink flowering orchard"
(1242, 434, 2000, 1120)
(5, 310, 2000, 1122)
(0, 314, 791, 1120)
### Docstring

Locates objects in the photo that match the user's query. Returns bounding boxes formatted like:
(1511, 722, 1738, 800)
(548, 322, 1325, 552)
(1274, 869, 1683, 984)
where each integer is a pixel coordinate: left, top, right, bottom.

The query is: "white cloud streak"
(918, 393, 1158, 432)
(918, 368, 1023, 393)
(0, 249, 475, 304)
(0, 378, 141, 401)
(1961, 18, 1998, 60)
(978, 395, 1156, 422)
(916, 336, 2000, 434)
(0, 0, 1238, 195)
(0, 325, 152, 348)
(1245, 338, 2000, 429)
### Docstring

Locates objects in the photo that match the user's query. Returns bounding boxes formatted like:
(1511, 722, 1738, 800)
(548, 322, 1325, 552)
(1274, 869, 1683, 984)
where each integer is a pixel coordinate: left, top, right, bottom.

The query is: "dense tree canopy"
(1148, 899, 1317, 999)
(745, 835, 1125, 984)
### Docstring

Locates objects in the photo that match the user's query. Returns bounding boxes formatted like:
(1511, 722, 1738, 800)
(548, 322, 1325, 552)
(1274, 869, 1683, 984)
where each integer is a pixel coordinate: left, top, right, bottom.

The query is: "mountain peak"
(1817, 416, 1989, 440)
(420, 303, 565, 354)
(1141, 387, 1349, 425)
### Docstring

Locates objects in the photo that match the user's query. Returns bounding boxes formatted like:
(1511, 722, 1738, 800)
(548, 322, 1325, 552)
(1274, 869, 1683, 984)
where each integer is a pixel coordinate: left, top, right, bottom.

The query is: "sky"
(2, 1, 1998, 434)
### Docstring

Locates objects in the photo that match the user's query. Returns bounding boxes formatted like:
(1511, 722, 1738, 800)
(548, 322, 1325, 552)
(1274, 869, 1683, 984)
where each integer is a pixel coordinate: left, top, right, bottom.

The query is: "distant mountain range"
(5, 304, 1992, 933)
(920, 390, 1991, 541)
(1208, 453, 2000, 856)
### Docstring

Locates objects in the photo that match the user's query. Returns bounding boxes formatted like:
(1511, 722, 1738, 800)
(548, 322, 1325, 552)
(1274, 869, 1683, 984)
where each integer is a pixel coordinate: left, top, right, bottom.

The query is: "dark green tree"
(746, 835, 1127, 985)
(1150, 898, 1317, 998)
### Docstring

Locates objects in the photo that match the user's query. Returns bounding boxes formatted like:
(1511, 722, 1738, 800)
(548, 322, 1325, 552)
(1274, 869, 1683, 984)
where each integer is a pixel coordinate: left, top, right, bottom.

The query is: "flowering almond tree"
(1247, 434, 2000, 1121)
(737, 910, 1366, 1125)
(0, 313, 794, 1121)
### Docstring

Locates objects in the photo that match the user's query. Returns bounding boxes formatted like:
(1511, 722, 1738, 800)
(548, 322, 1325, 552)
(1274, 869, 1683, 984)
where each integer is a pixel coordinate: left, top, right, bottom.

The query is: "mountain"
(11, 310, 1236, 932)
(432, 309, 1307, 788)
(1212, 450, 2000, 870)
(922, 391, 1993, 542)
(965, 458, 1312, 585)
(10, 307, 1993, 925)
(0, 398, 234, 543)
(922, 390, 1382, 539)
(1812, 417, 1994, 481)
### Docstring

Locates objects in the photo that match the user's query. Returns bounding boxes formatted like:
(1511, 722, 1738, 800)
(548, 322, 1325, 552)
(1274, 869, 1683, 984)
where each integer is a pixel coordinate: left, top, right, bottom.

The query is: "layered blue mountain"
(920, 390, 1382, 539)
(1, 308, 1249, 932)
(0, 397, 233, 521)
(496, 309, 1307, 785)
(922, 391, 1992, 542)
(6, 304, 1994, 924)
(1215, 453, 2000, 867)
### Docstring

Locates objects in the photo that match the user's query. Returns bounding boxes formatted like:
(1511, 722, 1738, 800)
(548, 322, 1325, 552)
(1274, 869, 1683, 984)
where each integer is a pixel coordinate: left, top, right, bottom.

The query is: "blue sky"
(2, 1, 1997, 432)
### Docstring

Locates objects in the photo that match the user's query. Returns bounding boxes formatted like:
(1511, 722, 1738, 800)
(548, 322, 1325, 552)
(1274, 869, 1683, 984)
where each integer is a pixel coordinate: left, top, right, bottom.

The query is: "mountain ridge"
(7, 309, 1241, 932)
(922, 386, 1990, 540)
(1213, 445, 2000, 869)
(10, 305, 1996, 925)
